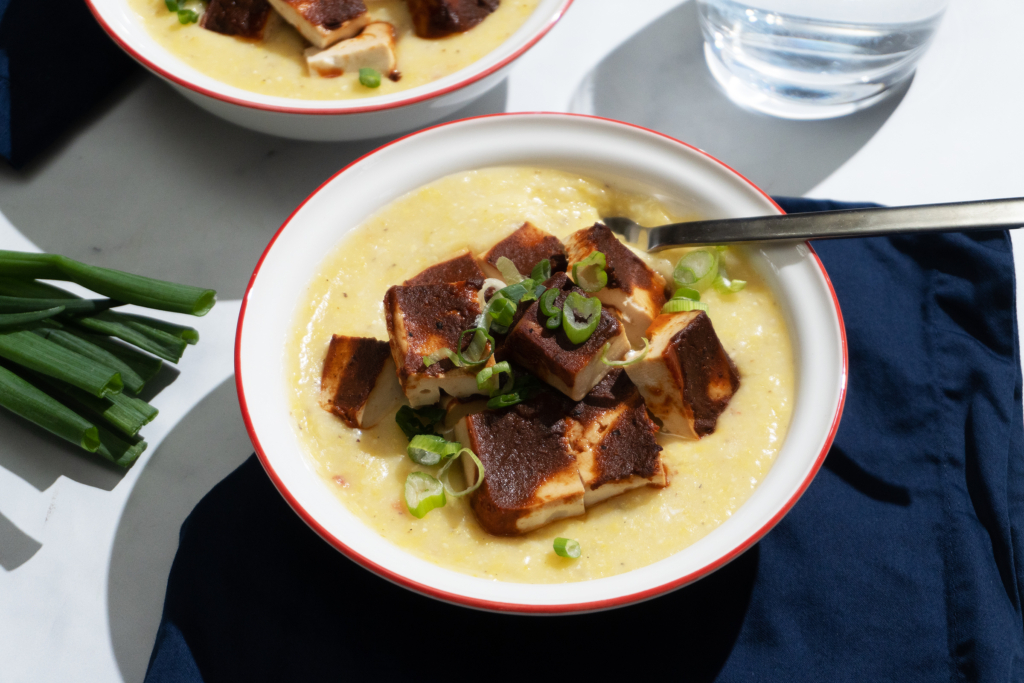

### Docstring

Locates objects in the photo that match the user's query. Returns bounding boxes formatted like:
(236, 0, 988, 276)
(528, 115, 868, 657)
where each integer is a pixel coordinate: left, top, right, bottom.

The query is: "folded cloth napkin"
(145, 198, 1024, 683)
(0, 0, 138, 167)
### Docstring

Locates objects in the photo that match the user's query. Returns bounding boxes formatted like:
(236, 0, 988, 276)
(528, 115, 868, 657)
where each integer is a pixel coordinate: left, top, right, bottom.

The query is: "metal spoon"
(603, 197, 1024, 252)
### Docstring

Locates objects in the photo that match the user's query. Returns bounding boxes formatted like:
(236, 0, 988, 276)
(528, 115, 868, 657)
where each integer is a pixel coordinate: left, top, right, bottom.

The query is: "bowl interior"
(87, 0, 572, 111)
(236, 114, 846, 613)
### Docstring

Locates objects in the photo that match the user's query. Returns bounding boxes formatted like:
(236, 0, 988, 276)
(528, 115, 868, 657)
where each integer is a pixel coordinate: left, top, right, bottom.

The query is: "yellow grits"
(127, 0, 540, 100)
(286, 167, 794, 583)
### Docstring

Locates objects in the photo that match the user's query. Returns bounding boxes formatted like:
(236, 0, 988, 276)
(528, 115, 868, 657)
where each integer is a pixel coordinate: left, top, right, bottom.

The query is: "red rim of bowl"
(234, 112, 849, 614)
(84, 0, 574, 115)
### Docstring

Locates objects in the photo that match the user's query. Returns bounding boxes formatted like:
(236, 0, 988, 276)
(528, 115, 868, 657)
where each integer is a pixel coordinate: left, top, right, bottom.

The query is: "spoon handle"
(647, 197, 1024, 251)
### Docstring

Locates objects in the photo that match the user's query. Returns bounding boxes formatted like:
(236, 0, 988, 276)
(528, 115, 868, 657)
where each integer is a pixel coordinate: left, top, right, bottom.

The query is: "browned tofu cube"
(406, 0, 499, 38)
(265, 0, 370, 48)
(200, 0, 273, 39)
(503, 272, 630, 401)
(625, 311, 740, 439)
(567, 370, 666, 506)
(565, 223, 670, 346)
(404, 250, 485, 287)
(319, 335, 401, 428)
(454, 391, 585, 535)
(384, 281, 493, 407)
(479, 222, 568, 281)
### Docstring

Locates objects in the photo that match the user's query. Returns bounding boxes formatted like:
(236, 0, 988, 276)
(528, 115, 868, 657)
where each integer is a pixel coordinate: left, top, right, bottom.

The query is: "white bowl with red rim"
(85, 0, 573, 140)
(235, 112, 847, 613)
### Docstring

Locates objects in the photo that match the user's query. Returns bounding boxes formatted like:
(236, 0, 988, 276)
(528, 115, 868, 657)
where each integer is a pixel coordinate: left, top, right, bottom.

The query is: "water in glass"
(698, 0, 948, 119)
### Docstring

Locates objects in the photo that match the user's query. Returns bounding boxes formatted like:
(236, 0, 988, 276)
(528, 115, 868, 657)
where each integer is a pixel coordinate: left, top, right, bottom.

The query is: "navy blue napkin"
(146, 198, 1024, 682)
(0, 0, 138, 167)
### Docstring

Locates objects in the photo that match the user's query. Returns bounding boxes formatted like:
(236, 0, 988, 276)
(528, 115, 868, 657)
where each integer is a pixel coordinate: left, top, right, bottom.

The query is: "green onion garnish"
(359, 68, 382, 88)
(713, 274, 747, 294)
(672, 287, 701, 302)
(421, 348, 455, 368)
(476, 360, 512, 396)
(673, 249, 719, 292)
(165, 0, 179, 10)
(0, 251, 216, 316)
(601, 337, 650, 367)
(407, 434, 461, 466)
(457, 327, 494, 367)
(495, 256, 524, 284)
(539, 287, 560, 317)
(530, 259, 552, 282)
(572, 251, 608, 293)
(486, 393, 522, 409)
(177, 8, 199, 23)
(662, 299, 709, 314)
(404, 472, 446, 518)
(0, 364, 100, 452)
(562, 292, 601, 344)
(553, 537, 581, 559)
(438, 448, 484, 498)
(396, 405, 441, 440)
(0, 330, 122, 397)
(0, 306, 66, 329)
(486, 296, 517, 328)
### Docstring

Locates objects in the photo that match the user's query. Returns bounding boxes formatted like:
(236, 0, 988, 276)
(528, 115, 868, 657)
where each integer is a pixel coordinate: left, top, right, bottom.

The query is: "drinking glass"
(697, 0, 949, 119)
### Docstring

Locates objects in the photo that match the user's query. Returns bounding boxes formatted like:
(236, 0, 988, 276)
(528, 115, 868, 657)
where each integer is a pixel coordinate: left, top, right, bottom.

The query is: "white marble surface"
(1, 0, 1022, 680)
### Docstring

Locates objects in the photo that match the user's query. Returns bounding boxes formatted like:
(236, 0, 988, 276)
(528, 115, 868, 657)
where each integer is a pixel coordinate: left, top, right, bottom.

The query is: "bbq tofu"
(404, 250, 485, 287)
(306, 21, 397, 78)
(201, 0, 274, 38)
(384, 281, 493, 407)
(625, 311, 740, 439)
(406, 0, 500, 38)
(568, 370, 666, 506)
(454, 391, 585, 535)
(266, 0, 370, 48)
(319, 335, 401, 428)
(565, 224, 670, 346)
(503, 272, 629, 401)
(479, 222, 567, 280)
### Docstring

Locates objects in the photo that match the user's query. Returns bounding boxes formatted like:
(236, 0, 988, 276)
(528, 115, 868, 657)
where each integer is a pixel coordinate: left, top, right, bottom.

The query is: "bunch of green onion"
(0, 250, 215, 468)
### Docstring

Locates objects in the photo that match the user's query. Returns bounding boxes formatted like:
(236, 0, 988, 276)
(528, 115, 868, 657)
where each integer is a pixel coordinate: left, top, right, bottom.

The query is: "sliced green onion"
(414, 404, 445, 425)
(715, 245, 729, 252)
(0, 296, 115, 315)
(0, 364, 100, 451)
(95, 425, 146, 468)
(0, 330, 122, 397)
(486, 296, 517, 328)
(673, 249, 719, 292)
(495, 256, 524, 284)
(407, 434, 461, 466)
(0, 251, 216, 316)
(486, 393, 522, 409)
(713, 274, 747, 294)
(396, 405, 437, 440)
(359, 68, 382, 88)
(530, 259, 552, 282)
(539, 287, 560, 318)
(177, 8, 198, 23)
(50, 330, 161, 393)
(74, 312, 187, 363)
(672, 287, 701, 301)
(0, 306, 65, 329)
(553, 537, 581, 559)
(572, 251, 608, 293)
(601, 337, 650, 367)
(662, 299, 709, 314)
(404, 472, 446, 518)
(438, 448, 484, 498)
(562, 292, 601, 345)
(476, 361, 511, 396)
(421, 348, 455, 368)
(165, 0, 179, 9)
(529, 283, 546, 302)
(457, 328, 494, 367)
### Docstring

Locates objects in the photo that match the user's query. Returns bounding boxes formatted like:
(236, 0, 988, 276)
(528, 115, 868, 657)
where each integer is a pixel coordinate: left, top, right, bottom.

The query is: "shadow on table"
(570, 0, 911, 196)
(0, 77, 509, 301)
(106, 376, 252, 683)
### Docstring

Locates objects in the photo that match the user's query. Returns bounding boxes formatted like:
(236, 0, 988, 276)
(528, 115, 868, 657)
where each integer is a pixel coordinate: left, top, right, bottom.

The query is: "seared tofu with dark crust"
(201, 0, 273, 38)
(265, 0, 370, 48)
(479, 222, 568, 280)
(384, 280, 493, 407)
(406, 0, 499, 38)
(625, 311, 740, 439)
(503, 272, 629, 401)
(568, 370, 666, 506)
(454, 391, 585, 535)
(565, 223, 670, 346)
(320, 336, 401, 428)
(404, 250, 485, 287)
